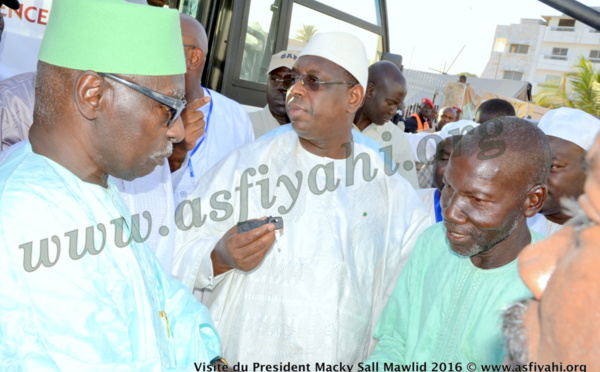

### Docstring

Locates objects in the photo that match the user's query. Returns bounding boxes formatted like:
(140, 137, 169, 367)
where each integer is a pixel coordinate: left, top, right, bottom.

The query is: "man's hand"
(168, 97, 211, 172)
(211, 219, 278, 276)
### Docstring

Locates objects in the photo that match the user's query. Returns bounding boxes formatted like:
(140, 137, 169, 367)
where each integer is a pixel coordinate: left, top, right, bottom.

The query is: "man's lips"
(446, 230, 468, 241)
(287, 104, 306, 116)
(444, 223, 470, 242)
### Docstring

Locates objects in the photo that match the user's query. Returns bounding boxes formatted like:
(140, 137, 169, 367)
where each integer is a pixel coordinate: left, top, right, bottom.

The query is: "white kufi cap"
(299, 32, 368, 89)
(538, 107, 600, 151)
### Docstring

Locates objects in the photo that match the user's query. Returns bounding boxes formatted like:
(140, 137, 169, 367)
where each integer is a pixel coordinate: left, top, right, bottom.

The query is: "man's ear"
(523, 184, 547, 218)
(348, 84, 365, 114)
(74, 71, 104, 121)
(187, 48, 205, 71)
(365, 82, 375, 97)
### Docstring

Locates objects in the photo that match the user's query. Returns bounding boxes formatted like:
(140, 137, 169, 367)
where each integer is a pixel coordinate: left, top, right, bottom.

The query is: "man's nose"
(442, 191, 467, 225)
(288, 77, 306, 97)
(518, 227, 574, 300)
(167, 115, 185, 143)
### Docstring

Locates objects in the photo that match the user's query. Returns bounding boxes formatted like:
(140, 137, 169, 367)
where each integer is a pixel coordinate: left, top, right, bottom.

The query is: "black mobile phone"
(237, 216, 284, 233)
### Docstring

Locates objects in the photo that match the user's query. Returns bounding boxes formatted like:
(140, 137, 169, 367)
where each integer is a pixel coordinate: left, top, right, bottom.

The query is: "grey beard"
(457, 216, 522, 257)
(562, 197, 594, 231)
(149, 141, 174, 160)
(502, 298, 532, 366)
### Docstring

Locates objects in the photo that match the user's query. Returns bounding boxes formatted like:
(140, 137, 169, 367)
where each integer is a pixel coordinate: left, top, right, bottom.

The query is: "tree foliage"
(534, 56, 600, 116)
(294, 24, 318, 44)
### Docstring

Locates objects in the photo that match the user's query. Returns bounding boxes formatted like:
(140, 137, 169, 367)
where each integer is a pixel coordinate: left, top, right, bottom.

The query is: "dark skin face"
(429, 107, 438, 124)
(286, 55, 363, 159)
(93, 74, 187, 182)
(419, 104, 433, 122)
(362, 79, 407, 126)
(267, 66, 291, 125)
(437, 107, 457, 130)
(433, 136, 459, 193)
(441, 152, 544, 269)
(540, 136, 586, 224)
(30, 71, 186, 187)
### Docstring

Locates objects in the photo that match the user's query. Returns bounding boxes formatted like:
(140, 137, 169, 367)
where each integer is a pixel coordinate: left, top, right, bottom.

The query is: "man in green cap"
(0, 0, 224, 368)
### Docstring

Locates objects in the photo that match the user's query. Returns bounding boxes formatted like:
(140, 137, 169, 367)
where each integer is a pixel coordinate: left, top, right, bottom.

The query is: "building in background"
(480, 9, 600, 96)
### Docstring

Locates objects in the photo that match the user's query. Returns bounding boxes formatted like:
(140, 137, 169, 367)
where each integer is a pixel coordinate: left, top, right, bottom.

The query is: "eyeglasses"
(281, 73, 356, 91)
(99, 73, 186, 128)
(184, 44, 200, 49)
(268, 74, 288, 89)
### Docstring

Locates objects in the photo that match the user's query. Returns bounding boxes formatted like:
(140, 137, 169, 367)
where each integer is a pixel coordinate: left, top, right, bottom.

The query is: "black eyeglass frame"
(99, 72, 186, 128)
(281, 73, 357, 91)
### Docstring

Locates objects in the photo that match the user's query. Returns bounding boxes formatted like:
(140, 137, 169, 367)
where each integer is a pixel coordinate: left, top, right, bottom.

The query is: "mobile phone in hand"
(237, 216, 284, 233)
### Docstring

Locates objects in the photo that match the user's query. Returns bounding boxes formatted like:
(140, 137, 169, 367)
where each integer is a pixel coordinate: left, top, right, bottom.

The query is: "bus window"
(180, 0, 199, 17)
(311, 0, 382, 26)
(288, 3, 384, 64)
(240, 0, 283, 84)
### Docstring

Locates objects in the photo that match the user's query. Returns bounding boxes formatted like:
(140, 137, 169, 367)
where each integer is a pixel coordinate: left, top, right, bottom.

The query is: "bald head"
(179, 13, 208, 55)
(368, 60, 406, 87)
(474, 98, 516, 124)
(179, 14, 208, 97)
(357, 61, 407, 126)
(437, 107, 457, 130)
(457, 117, 551, 188)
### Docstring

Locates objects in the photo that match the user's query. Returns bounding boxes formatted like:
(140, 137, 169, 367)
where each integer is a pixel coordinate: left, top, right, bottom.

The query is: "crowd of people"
(1, 0, 600, 370)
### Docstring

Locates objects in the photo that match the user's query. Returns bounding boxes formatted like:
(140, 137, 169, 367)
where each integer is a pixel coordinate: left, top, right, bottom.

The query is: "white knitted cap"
(538, 107, 600, 151)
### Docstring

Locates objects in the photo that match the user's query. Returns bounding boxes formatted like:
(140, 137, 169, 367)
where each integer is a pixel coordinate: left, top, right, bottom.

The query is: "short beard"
(456, 217, 521, 257)
(503, 298, 531, 366)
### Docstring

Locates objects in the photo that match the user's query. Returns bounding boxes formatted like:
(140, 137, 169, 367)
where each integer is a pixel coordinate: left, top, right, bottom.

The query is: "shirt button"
(179, 191, 188, 198)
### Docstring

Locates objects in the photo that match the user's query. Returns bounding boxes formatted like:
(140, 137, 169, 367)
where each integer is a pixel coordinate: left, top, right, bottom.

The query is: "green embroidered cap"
(38, 0, 186, 76)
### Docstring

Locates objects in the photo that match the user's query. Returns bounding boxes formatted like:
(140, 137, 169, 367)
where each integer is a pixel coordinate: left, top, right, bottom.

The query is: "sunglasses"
(281, 73, 356, 91)
(268, 74, 288, 88)
(99, 73, 186, 128)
